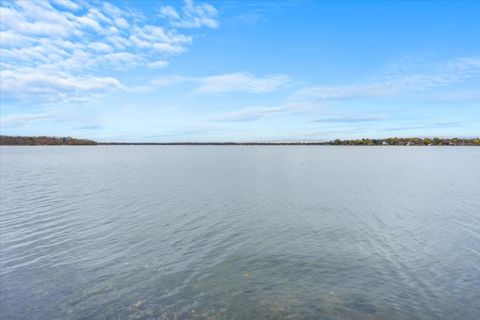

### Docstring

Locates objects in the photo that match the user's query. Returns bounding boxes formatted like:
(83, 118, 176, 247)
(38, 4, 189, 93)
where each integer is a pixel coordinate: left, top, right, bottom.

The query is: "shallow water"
(1, 146, 479, 319)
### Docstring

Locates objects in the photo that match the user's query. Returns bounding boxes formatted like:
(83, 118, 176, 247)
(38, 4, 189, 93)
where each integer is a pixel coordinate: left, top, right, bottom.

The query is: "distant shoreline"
(1, 135, 479, 146)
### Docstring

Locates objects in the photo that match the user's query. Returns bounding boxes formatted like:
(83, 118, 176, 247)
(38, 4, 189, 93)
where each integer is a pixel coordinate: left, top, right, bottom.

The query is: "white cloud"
(94, 52, 144, 70)
(1, 68, 123, 103)
(0, 0, 219, 103)
(128, 25, 191, 53)
(0, 30, 32, 47)
(115, 17, 129, 29)
(88, 41, 114, 52)
(159, 0, 219, 29)
(152, 42, 187, 54)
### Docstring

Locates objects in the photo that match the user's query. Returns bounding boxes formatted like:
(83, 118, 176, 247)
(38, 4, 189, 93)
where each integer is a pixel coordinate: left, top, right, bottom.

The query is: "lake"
(1, 146, 479, 319)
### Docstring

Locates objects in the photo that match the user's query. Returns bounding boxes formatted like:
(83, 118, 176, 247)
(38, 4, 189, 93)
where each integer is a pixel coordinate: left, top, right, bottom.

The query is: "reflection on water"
(1, 146, 480, 319)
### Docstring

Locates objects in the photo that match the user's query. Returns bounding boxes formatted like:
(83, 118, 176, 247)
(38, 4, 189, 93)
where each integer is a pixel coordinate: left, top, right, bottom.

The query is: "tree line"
(0, 135, 97, 145)
(1, 135, 479, 146)
(329, 137, 480, 146)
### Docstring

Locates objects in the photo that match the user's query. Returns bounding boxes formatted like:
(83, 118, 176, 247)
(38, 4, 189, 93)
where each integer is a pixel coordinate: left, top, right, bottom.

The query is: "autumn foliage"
(0, 136, 97, 145)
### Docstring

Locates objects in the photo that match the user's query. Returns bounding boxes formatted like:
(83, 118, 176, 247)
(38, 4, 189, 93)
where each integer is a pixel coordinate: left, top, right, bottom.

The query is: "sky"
(0, 0, 479, 142)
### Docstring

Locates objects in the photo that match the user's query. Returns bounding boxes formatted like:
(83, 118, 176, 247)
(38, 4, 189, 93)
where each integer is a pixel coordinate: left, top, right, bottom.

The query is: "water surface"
(1, 146, 479, 319)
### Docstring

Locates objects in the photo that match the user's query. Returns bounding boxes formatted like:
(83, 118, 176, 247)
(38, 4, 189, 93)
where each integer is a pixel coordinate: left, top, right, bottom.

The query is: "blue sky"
(1, 0, 479, 142)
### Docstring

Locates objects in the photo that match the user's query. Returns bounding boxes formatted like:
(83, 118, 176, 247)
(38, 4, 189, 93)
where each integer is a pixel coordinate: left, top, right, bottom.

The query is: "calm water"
(1, 146, 479, 320)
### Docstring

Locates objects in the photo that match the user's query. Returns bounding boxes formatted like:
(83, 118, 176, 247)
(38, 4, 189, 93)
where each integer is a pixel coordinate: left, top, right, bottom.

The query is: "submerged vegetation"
(0, 135, 479, 146)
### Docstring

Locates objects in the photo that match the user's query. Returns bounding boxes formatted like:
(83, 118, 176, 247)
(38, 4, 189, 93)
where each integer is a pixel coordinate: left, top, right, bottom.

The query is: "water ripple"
(1, 146, 479, 319)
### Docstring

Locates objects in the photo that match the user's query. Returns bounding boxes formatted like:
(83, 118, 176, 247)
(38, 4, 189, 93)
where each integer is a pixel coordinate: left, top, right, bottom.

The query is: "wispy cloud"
(421, 89, 480, 103)
(203, 56, 480, 125)
(294, 57, 480, 101)
(148, 60, 169, 69)
(151, 75, 196, 87)
(209, 100, 316, 122)
(195, 72, 291, 94)
(73, 125, 102, 130)
(313, 115, 385, 123)
(210, 106, 288, 121)
(236, 11, 266, 26)
(378, 121, 467, 132)
(0, 0, 218, 103)
(0, 112, 53, 128)
(152, 72, 291, 94)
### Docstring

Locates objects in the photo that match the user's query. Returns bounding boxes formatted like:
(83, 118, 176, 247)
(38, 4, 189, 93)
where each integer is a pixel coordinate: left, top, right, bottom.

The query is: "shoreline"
(2, 143, 480, 147)
(1, 136, 479, 146)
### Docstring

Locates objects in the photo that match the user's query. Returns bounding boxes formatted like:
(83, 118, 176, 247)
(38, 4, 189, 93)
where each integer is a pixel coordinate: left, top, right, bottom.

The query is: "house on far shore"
(382, 141, 389, 145)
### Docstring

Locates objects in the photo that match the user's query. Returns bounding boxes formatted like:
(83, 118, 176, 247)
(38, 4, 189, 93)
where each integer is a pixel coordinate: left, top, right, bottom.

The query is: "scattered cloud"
(0, 0, 219, 103)
(159, 0, 219, 29)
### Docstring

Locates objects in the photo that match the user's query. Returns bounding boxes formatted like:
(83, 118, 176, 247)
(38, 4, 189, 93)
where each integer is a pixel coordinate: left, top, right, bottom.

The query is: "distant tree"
(0, 136, 97, 145)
